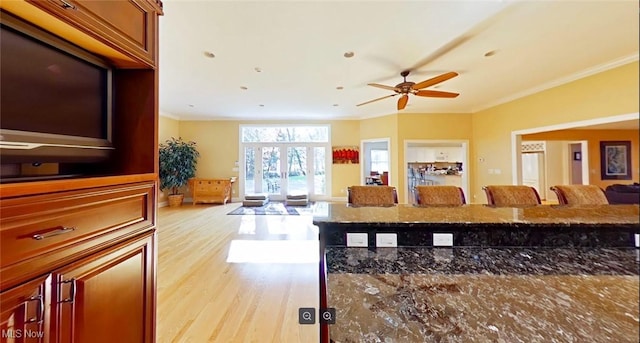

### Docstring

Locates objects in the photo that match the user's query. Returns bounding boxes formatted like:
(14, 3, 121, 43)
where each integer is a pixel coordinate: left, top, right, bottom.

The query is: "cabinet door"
(27, 0, 158, 67)
(1, 275, 50, 343)
(52, 232, 155, 343)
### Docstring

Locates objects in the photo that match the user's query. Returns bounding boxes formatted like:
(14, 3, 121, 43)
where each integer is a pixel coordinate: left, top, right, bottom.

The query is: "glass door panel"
(261, 146, 283, 199)
(287, 147, 307, 195)
(244, 147, 256, 194)
(313, 147, 326, 196)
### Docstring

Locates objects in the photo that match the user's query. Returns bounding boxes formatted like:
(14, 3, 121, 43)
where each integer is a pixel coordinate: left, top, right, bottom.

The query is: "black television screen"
(0, 11, 113, 166)
(1, 25, 108, 139)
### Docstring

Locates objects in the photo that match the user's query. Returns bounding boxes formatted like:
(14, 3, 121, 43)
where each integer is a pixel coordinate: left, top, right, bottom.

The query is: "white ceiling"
(158, 1, 639, 121)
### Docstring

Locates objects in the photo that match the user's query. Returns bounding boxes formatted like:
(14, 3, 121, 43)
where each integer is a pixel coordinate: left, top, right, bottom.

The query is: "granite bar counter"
(313, 204, 640, 343)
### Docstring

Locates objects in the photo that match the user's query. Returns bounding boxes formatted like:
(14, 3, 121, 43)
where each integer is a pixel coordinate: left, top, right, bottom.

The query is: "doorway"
(361, 138, 391, 186)
(242, 144, 327, 200)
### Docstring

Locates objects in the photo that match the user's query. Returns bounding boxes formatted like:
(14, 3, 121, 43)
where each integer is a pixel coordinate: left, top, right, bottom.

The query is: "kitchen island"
(314, 204, 640, 343)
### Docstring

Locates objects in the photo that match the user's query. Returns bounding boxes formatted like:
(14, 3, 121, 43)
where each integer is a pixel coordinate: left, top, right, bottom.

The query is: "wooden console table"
(189, 178, 235, 205)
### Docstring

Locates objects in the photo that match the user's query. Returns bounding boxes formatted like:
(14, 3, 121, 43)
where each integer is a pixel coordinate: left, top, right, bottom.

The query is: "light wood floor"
(156, 203, 319, 342)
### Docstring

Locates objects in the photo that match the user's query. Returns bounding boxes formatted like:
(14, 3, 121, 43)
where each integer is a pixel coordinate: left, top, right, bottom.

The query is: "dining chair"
(347, 186, 398, 206)
(550, 185, 609, 205)
(483, 185, 541, 206)
(414, 185, 466, 205)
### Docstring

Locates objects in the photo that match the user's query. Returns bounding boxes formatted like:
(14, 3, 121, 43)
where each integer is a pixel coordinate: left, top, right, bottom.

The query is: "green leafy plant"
(159, 137, 200, 195)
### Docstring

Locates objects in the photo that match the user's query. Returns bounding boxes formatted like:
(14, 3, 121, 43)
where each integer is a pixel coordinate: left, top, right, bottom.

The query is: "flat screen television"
(0, 11, 114, 166)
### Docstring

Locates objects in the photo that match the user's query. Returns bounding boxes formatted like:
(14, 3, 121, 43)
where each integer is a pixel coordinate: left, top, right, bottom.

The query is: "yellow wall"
(471, 61, 639, 203)
(523, 130, 640, 189)
(158, 115, 180, 203)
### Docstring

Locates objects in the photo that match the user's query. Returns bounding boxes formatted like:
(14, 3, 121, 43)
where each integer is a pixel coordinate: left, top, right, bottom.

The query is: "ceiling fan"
(357, 70, 459, 110)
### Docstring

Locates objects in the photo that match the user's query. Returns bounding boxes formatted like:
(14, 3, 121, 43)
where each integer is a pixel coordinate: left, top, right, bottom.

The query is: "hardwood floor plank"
(156, 203, 319, 342)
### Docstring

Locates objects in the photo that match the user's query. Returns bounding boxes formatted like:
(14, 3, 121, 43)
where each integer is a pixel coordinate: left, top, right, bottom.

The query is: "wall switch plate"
(635, 233, 639, 248)
(346, 233, 368, 247)
(376, 233, 397, 247)
(433, 233, 454, 247)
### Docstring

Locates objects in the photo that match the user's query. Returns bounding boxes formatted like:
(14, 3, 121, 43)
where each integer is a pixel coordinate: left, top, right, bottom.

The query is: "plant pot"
(168, 194, 184, 207)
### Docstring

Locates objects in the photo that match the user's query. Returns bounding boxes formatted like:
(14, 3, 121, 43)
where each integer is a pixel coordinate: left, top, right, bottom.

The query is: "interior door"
(522, 152, 545, 199)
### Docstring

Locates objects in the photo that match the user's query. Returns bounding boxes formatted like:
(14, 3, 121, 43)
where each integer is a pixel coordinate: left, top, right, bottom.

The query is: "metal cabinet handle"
(60, 0, 76, 10)
(32, 227, 75, 240)
(25, 295, 44, 323)
(61, 278, 76, 303)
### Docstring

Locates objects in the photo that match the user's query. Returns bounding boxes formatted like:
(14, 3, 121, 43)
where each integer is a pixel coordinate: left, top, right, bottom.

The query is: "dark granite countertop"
(313, 203, 640, 226)
(326, 247, 640, 342)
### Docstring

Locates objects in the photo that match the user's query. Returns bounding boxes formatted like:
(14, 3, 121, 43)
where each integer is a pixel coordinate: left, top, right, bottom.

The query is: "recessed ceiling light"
(204, 51, 215, 58)
(240, 86, 248, 90)
(484, 50, 497, 57)
(188, 104, 194, 107)
(259, 104, 264, 107)
(333, 104, 339, 107)
(254, 67, 262, 73)
(336, 86, 344, 90)
(343, 51, 355, 58)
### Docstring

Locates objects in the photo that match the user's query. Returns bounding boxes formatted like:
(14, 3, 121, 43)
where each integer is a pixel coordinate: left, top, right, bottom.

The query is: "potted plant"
(159, 137, 200, 207)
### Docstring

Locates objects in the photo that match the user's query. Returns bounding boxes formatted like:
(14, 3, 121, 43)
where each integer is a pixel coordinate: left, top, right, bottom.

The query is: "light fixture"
(254, 67, 262, 73)
(259, 104, 264, 107)
(333, 104, 339, 107)
(240, 86, 248, 90)
(343, 51, 355, 58)
(336, 86, 344, 90)
(484, 50, 497, 57)
(188, 104, 194, 107)
(204, 51, 215, 58)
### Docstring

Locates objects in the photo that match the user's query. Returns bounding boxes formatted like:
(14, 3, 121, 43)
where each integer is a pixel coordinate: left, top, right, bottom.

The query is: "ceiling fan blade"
(368, 83, 401, 92)
(414, 90, 459, 98)
(411, 72, 458, 90)
(397, 94, 408, 110)
(356, 94, 397, 107)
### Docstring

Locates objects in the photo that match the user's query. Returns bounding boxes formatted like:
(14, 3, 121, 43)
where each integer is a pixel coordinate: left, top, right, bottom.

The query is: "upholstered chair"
(347, 186, 398, 206)
(483, 185, 541, 206)
(414, 185, 466, 206)
(550, 185, 609, 205)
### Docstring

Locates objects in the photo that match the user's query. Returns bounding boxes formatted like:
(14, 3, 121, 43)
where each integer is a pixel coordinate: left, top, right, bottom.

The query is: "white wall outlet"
(433, 233, 454, 247)
(346, 233, 368, 247)
(635, 233, 639, 248)
(494, 168, 502, 174)
(376, 233, 397, 247)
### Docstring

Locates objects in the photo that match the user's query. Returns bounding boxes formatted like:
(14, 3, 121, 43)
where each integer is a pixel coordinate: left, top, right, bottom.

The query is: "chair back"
(483, 185, 541, 206)
(415, 185, 466, 205)
(550, 185, 608, 205)
(348, 186, 397, 206)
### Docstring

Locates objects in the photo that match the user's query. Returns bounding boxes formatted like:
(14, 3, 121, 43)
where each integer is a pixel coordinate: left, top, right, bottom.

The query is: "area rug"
(227, 202, 314, 215)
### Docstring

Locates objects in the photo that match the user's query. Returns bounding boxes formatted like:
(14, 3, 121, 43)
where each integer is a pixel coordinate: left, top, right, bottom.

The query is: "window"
(370, 149, 389, 173)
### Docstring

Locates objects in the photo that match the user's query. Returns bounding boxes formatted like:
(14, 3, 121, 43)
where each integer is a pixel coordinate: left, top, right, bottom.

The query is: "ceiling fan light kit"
(357, 70, 459, 110)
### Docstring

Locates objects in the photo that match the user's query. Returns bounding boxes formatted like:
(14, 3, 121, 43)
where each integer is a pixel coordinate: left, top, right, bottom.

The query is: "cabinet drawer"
(26, 0, 158, 67)
(0, 182, 155, 270)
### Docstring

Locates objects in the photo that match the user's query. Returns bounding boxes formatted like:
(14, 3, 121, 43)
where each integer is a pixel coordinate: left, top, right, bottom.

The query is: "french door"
(242, 144, 327, 201)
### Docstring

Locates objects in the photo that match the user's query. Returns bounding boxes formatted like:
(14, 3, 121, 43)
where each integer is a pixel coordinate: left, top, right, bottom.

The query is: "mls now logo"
(1, 329, 45, 339)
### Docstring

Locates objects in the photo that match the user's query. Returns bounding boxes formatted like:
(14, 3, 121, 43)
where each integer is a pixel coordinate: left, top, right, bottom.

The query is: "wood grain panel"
(53, 231, 155, 343)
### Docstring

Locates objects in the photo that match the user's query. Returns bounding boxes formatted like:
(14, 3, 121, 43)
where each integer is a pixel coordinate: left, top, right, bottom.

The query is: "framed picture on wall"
(600, 141, 632, 180)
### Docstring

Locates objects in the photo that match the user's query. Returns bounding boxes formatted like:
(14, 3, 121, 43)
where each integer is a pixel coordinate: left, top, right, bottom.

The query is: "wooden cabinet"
(19, 0, 162, 67)
(0, 275, 49, 342)
(190, 178, 234, 205)
(0, 1, 161, 342)
(52, 232, 155, 343)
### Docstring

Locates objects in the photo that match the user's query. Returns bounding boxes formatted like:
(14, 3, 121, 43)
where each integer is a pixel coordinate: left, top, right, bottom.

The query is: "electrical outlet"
(346, 233, 368, 247)
(433, 233, 453, 247)
(376, 233, 397, 247)
(494, 168, 502, 174)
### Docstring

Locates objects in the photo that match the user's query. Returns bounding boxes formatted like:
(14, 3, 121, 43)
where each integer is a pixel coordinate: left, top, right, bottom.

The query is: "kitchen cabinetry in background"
(407, 147, 463, 162)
